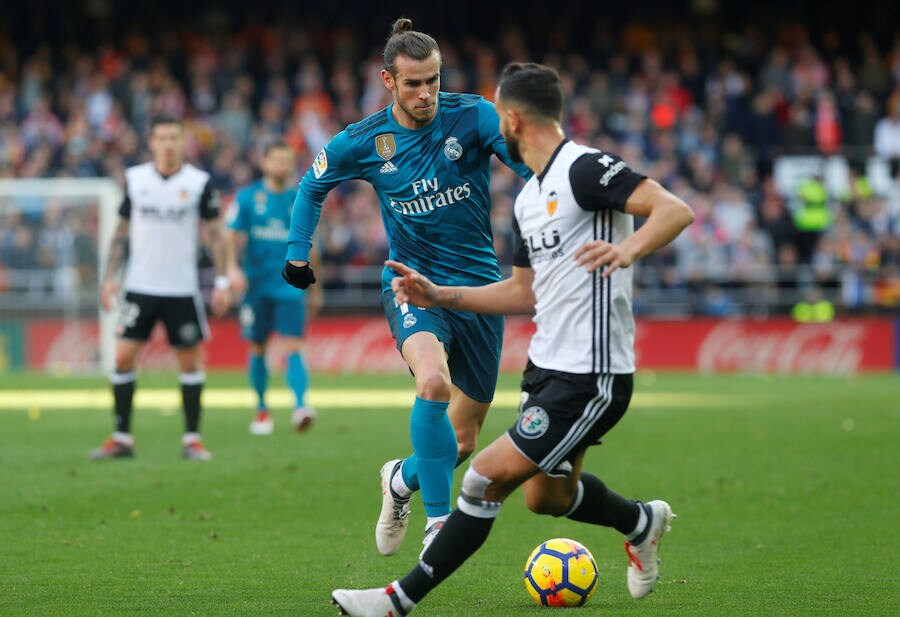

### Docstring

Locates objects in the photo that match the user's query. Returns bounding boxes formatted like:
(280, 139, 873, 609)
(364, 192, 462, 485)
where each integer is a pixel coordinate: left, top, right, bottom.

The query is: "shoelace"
(624, 542, 644, 571)
(390, 502, 410, 526)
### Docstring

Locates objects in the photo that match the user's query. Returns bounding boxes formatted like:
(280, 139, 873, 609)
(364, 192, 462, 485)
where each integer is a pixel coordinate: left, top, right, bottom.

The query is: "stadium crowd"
(0, 9, 898, 315)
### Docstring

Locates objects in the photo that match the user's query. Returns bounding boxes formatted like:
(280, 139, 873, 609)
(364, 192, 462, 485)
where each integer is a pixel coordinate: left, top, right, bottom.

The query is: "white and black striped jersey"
(512, 140, 645, 374)
(119, 162, 219, 296)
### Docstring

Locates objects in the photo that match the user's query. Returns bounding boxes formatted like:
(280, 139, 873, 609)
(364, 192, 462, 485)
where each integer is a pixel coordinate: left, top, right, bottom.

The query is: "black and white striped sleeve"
(569, 152, 646, 212)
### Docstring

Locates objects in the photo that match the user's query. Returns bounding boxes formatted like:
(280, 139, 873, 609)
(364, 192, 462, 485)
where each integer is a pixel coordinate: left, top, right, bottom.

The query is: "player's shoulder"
(438, 91, 484, 109)
(178, 162, 212, 185)
(125, 161, 154, 180)
(345, 107, 392, 142)
(234, 180, 263, 203)
(564, 141, 601, 163)
(566, 143, 630, 180)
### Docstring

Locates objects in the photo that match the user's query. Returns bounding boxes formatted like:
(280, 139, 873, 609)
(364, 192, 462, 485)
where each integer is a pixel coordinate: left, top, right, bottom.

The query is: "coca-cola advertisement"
(21, 316, 899, 375)
(634, 319, 896, 374)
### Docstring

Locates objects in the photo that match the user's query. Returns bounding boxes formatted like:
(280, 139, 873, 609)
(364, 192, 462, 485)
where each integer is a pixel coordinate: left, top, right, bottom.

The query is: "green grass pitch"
(1, 371, 897, 616)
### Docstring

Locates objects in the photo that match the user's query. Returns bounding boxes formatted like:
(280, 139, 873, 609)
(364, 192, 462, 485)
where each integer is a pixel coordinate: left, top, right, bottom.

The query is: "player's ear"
(381, 69, 394, 91)
(509, 109, 522, 134)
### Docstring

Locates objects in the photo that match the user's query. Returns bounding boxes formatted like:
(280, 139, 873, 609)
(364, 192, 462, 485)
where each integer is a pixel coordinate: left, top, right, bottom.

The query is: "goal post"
(0, 178, 121, 374)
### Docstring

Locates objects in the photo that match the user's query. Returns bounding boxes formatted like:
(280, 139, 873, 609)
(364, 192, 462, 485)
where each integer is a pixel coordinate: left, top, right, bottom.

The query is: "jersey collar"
(154, 164, 184, 181)
(536, 139, 569, 185)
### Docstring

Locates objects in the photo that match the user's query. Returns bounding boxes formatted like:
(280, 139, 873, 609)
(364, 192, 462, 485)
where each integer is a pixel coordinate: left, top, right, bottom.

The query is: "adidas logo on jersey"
(379, 160, 398, 174)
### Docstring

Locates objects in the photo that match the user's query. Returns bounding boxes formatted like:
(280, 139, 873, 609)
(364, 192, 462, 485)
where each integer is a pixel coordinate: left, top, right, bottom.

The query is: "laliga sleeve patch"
(517, 405, 550, 439)
(312, 149, 328, 179)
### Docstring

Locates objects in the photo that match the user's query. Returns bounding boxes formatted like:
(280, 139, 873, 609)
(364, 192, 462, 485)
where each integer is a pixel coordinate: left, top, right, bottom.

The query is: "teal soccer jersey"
(286, 92, 530, 289)
(229, 181, 302, 300)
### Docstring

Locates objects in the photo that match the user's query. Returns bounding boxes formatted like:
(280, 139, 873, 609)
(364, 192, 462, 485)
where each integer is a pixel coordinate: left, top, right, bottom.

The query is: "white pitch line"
(0, 389, 728, 410)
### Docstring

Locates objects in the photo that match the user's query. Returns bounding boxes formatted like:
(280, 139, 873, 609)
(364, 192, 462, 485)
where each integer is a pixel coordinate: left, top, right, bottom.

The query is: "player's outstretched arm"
(386, 260, 536, 315)
(574, 178, 693, 277)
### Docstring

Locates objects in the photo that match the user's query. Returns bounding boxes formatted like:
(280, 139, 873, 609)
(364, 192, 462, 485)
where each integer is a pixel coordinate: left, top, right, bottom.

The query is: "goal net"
(0, 178, 120, 374)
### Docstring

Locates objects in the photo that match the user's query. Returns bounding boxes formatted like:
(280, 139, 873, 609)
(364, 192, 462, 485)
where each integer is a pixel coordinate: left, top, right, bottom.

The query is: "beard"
(504, 132, 523, 164)
(395, 95, 437, 128)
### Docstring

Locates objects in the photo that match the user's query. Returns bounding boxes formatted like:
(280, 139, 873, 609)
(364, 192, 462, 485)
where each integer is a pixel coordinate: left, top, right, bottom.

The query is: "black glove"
(282, 261, 316, 289)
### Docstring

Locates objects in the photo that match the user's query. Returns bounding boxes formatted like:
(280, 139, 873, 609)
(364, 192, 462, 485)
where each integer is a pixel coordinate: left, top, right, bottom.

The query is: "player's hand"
(307, 285, 324, 320)
(573, 240, 637, 277)
(282, 260, 316, 289)
(227, 265, 248, 297)
(211, 288, 231, 318)
(385, 260, 440, 307)
(100, 279, 118, 311)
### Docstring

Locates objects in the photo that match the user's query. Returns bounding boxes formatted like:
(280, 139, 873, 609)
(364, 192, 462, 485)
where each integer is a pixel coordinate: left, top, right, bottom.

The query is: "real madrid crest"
(443, 136, 463, 161)
(375, 134, 396, 160)
(254, 190, 267, 214)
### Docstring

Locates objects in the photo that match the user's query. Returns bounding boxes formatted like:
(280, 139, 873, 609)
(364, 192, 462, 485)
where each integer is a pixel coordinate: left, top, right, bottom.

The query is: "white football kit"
(116, 162, 219, 346)
(512, 140, 646, 374)
(121, 162, 219, 296)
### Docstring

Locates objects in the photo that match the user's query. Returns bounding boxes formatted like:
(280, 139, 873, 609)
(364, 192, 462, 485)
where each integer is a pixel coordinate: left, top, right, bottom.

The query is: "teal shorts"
(381, 289, 504, 403)
(240, 292, 306, 343)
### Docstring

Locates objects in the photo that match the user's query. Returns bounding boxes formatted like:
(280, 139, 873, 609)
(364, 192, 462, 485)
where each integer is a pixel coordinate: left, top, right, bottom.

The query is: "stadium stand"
(0, 2, 897, 317)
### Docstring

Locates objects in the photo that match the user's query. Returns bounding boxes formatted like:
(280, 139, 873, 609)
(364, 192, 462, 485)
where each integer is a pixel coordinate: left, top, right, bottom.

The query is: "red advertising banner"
(21, 316, 897, 374)
(633, 319, 895, 374)
(25, 320, 100, 372)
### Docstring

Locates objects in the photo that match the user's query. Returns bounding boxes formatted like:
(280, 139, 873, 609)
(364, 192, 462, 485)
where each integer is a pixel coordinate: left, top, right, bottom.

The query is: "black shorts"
(507, 361, 633, 478)
(116, 291, 209, 348)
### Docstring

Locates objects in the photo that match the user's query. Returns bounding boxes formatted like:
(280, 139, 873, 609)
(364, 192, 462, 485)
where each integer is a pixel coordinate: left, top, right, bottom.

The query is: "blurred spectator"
(0, 8, 896, 316)
(20, 96, 64, 151)
(846, 91, 879, 159)
(873, 91, 900, 166)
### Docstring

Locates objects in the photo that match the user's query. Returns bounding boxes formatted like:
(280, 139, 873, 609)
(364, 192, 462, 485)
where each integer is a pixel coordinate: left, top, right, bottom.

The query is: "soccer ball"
(523, 538, 598, 607)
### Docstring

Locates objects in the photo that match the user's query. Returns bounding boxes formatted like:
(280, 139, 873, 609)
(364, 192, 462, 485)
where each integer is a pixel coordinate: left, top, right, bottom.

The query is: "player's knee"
(114, 351, 136, 372)
(415, 370, 451, 401)
(280, 336, 303, 354)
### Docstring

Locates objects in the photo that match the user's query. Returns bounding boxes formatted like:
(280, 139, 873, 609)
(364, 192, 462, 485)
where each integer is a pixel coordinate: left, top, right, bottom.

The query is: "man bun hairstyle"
(383, 17, 440, 75)
(497, 62, 564, 123)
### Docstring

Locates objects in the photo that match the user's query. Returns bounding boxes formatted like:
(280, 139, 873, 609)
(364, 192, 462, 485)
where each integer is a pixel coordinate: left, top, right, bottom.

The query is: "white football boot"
(332, 585, 414, 617)
(375, 459, 411, 556)
(249, 410, 274, 435)
(291, 406, 316, 432)
(625, 499, 676, 599)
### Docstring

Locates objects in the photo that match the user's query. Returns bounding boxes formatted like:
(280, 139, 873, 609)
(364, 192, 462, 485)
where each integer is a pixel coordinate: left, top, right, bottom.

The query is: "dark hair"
(263, 139, 291, 156)
(497, 63, 563, 122)
(383, 18, 440, 75)
(149, 115, 183, 134)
